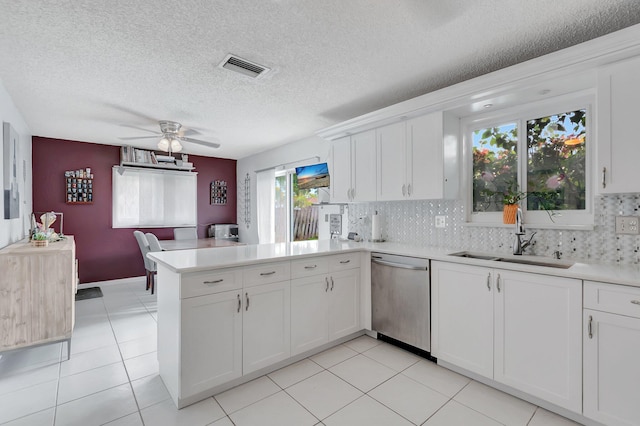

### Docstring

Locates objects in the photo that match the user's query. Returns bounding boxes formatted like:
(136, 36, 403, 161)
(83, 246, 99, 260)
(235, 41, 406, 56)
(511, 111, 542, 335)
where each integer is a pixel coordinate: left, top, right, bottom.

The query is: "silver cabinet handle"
(346, 189, 351, 200)
(352, 188, 356, 200)
(237, 294, 241, 313)
(602, 167, 607, 189)
(304, 265, 317, 269)
(402, 184, 406, 196)
(203, 279, 224, 285)
(330, 276, 334, 291)
(588, 315, 593, 339)
(496, 274, 501, 292)
(487, 273, 491, 291)
(339, 260, 350, 264)
(260, 271, 276, 276)
(407, 183, 412, 197)
(245, 292, 249, 311)
(631, 300, 640, 305)
(325, 277, 329, 292)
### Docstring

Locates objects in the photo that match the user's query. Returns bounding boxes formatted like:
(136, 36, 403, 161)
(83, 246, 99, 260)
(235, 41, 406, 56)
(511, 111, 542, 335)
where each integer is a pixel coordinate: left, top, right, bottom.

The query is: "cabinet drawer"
(181, 269, 242, 298)
(243, 262, 291, 287)
(291, 257, 329, 279)
(328, 253, 360, 271)
(585, 281, 640, 318)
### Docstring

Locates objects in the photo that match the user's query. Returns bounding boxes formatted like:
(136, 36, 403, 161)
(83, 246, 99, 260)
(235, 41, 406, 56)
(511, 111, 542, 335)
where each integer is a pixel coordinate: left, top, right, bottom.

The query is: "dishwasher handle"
(371, 258, 428, 271)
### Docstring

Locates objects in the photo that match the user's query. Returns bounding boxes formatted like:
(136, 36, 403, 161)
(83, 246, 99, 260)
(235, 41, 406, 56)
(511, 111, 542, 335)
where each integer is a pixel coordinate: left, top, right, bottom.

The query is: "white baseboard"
(78, 276, 145, 289)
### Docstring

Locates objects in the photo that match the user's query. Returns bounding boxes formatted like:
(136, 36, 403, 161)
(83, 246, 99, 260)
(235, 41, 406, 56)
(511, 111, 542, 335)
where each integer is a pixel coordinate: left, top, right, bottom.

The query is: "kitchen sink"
(448, 252, 501, 261)
(449, 251, 574, 269)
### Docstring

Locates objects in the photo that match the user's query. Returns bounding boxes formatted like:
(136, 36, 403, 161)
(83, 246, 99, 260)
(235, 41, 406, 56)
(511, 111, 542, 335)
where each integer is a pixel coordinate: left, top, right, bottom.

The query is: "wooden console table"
(0, 236, 76, 359)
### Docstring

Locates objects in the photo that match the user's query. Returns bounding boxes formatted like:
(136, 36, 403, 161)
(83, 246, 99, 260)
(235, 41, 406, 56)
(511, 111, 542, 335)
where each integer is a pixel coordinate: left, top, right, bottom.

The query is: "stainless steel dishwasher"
(371, 252, 431, 352)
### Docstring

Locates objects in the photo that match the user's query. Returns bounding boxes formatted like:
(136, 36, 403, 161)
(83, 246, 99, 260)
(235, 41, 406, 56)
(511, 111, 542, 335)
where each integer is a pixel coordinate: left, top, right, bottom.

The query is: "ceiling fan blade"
(118, 135, 160, 140)
(119, 124, 161, 135)
(181, 137, 221, 149)
(180, 128, 200, 137)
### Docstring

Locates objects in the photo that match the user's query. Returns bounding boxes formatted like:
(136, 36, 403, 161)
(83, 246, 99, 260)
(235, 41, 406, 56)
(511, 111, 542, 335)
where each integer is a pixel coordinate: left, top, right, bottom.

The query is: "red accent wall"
(32, 137, 236, 283)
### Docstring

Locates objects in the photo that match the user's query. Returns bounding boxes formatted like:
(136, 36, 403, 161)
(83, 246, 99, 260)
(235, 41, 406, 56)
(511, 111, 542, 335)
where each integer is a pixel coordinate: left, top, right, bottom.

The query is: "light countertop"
(148, 240, 640, 288)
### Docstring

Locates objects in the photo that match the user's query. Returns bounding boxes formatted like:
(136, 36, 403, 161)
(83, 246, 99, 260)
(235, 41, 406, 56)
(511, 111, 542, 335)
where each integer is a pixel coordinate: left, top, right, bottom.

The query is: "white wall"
(0, 78, 32, 248)
(236, 135, 331, 244)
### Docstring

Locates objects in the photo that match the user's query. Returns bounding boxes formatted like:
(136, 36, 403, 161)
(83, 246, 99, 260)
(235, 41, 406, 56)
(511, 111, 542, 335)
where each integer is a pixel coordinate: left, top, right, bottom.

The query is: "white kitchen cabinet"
(291, 275, 330, 354)
(242, 280, 291, 374)
(181, 290, 243, 398)
(328, 268, 361, 341)
(431, 262, 494, 378)
(597, 55, 640, 193)
(583, 281, 640, 425)
(291, 255, 360, 356)
(330, 130, 376, 203)
(377, 112, 458, 201)
(376, 122, 406, 201)
(431, 261, 582, 412)
(494, 270, 582, 412)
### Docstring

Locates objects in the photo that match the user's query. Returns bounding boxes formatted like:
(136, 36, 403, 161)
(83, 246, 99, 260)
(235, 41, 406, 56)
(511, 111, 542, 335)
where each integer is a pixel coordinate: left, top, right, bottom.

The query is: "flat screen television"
(295, 163, 330, 189)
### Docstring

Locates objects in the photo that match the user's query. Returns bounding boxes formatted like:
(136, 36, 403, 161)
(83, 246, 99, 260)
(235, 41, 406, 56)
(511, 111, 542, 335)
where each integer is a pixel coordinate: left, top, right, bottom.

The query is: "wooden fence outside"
(293, 206, 319, 241)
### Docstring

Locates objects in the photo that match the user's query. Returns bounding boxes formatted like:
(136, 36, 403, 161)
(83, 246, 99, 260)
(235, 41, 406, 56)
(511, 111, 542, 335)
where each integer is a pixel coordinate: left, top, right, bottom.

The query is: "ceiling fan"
(118, 120, 220, 153)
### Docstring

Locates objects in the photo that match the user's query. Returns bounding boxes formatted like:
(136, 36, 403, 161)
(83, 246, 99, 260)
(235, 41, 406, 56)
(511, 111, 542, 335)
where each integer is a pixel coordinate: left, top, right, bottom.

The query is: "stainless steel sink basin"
(448, 251, 574, 269)
(448, 252, 500, 261)
(495, 257, 573, 269)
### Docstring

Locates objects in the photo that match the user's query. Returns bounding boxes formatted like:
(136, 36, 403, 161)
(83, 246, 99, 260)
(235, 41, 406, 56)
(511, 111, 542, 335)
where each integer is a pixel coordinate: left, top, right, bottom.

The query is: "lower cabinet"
(291, 266, 360, 356)
(242, 281, 291, 374)
(583, 281, 640, 426)
(181, 290, 243, 398)
(181, 280, 291, 397)
(431, 261, 582, 413)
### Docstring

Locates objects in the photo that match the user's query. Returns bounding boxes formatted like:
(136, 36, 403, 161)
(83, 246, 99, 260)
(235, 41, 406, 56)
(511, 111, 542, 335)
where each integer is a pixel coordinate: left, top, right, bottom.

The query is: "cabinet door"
(598, 56, 640, 193)
(243, 281, 291, 374)
(431, 262, 493, 378)
(329, 269, 360, 340)
(377, 122, 406, 201)
(351, 130, 377, 202)
(291, 276, 329, 356)
(331, 136, 352, 203)
(584, 309, 640, 426)
(181, 291, 242, 398)
(494, 271, 582, 412)
(406, 112, 444, 200)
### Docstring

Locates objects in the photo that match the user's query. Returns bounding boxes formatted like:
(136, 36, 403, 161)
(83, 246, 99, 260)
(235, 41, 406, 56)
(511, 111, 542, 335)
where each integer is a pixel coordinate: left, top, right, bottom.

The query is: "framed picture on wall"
(3, 122, 20, 219)
(211, 180, 227, 205)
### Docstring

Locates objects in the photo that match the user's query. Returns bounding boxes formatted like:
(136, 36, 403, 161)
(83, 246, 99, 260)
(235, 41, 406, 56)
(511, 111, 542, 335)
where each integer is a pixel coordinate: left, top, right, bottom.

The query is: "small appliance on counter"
(208, 224, 239, 241)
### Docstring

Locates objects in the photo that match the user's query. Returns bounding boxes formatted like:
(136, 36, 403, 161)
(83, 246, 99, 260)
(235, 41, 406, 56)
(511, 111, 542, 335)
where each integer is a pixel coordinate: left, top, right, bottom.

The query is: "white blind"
(112, 167, 197, 228)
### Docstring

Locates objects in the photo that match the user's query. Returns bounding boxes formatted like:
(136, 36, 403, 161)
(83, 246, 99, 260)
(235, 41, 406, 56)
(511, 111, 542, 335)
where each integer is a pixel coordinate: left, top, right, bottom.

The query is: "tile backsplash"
(348, 193, 640, 265)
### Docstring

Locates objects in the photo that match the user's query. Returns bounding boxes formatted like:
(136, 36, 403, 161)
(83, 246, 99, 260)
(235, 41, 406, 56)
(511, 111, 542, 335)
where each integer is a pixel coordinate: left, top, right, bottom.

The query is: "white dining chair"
(133, 230, 156, 292)
(145, 232, 163, 294)
(173, 227, 197, 240)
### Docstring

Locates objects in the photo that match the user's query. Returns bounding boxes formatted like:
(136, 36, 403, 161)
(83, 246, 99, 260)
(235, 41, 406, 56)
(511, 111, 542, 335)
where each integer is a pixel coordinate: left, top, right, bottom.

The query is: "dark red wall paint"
(32, 137, 236, 283)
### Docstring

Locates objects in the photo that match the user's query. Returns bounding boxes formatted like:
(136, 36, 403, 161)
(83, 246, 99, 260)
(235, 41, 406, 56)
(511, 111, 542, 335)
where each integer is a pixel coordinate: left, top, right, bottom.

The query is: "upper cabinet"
(597, 55, 640, 193)
(377, 112, 458, 201)
(330, 111, 459, 203)
(330, 130, 377, 203)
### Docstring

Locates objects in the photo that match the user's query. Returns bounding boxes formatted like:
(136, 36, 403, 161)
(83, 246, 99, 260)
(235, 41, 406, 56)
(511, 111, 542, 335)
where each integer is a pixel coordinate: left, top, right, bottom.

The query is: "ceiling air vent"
(218, 54, 270, 78)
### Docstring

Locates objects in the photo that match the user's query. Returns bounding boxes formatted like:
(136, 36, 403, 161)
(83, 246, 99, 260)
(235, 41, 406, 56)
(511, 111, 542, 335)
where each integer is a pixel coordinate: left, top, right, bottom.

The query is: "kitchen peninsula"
(149, 240, 640, 426)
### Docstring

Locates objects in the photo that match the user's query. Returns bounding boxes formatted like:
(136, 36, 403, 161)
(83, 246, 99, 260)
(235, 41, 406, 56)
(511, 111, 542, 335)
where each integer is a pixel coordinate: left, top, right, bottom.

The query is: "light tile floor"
(0, 279, 583, 426)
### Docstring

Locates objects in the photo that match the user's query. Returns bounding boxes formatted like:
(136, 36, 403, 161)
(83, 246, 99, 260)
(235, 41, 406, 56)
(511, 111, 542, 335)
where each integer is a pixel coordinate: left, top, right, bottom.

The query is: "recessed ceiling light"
(484, 103, 493, 108)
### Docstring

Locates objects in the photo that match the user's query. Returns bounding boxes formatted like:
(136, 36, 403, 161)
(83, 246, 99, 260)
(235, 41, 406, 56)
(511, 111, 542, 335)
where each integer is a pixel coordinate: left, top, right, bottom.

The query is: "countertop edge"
(147, 241, 640, 288)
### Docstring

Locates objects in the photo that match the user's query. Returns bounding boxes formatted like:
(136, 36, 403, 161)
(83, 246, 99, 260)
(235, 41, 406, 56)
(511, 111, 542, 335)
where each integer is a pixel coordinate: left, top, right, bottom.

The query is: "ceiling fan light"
(170, 138, 183, 153)
(158, 137, 170, 152)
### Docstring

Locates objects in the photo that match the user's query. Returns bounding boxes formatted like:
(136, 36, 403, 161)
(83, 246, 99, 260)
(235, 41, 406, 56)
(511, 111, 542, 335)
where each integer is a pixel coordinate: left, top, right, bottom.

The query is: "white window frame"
(462, 93, 594, 229)
(112, 166, 197, 228)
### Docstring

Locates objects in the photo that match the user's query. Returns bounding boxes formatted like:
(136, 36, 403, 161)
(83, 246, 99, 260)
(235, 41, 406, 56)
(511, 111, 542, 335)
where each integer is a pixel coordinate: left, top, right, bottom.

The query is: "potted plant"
(482, 181, 558, 224)
(32, 232, 49, 247)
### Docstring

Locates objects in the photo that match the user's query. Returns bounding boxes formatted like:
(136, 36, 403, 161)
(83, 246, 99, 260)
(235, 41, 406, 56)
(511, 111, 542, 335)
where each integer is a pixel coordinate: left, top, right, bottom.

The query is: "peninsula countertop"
(147, 240, 640, 288)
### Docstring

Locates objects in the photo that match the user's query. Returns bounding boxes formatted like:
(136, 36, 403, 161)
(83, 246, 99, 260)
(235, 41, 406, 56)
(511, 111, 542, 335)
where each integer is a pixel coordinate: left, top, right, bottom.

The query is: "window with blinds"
(112, 167, 197, 228)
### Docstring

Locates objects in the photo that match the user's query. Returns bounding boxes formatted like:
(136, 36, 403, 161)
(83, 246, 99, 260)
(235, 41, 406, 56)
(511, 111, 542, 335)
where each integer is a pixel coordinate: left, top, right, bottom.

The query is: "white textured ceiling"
(0, 1, 639, 159)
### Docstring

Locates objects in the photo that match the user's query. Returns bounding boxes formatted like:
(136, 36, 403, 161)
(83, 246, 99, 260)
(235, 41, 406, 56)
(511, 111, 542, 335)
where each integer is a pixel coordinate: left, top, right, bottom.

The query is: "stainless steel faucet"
(513, 207, 536, 255)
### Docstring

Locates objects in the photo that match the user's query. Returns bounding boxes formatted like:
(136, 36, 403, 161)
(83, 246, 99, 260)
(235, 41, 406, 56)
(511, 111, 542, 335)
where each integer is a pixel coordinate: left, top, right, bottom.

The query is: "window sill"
(463, 222, 594, 231)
